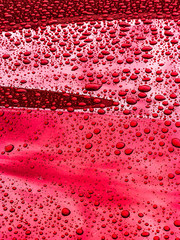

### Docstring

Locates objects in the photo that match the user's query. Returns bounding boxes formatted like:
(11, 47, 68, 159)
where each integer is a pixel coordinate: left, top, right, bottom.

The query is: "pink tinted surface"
(0, 10, 180, 240)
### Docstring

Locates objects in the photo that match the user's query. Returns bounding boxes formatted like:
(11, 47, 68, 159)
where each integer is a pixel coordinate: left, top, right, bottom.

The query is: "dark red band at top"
(0, 0, 179, 31)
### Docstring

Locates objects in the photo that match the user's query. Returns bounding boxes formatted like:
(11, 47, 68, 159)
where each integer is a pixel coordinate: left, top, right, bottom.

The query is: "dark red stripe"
(0, 0, 179, 31)
(0, 86, 114, 111)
